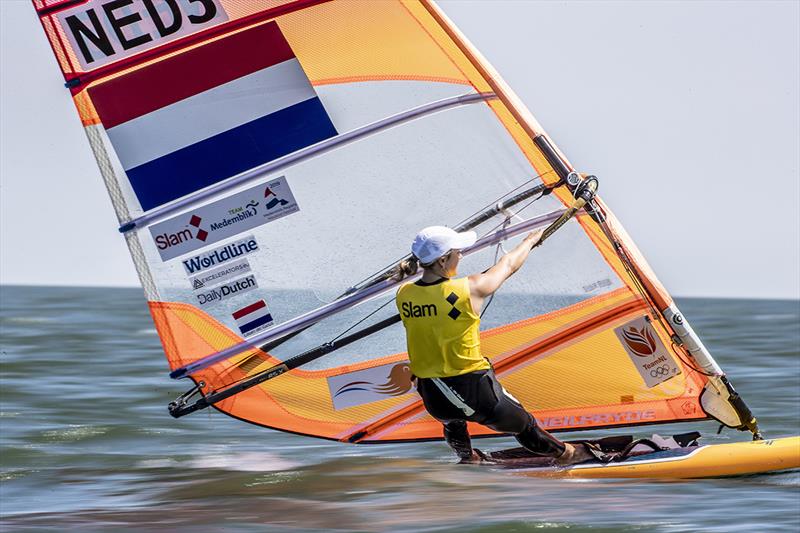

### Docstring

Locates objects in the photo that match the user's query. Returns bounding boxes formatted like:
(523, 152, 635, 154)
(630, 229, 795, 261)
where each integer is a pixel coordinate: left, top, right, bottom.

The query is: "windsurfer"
(395, 226, 593, 465)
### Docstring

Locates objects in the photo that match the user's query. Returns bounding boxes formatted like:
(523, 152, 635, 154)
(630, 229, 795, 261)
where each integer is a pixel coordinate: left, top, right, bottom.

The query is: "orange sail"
(32, 0, 759, 443)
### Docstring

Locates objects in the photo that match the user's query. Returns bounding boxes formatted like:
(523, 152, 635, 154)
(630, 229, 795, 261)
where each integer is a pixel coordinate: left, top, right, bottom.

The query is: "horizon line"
(1, 282, 798, 302)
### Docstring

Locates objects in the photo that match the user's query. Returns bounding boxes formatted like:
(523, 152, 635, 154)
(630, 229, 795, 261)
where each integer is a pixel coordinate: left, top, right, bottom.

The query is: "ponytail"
(392, 256, 419, 281)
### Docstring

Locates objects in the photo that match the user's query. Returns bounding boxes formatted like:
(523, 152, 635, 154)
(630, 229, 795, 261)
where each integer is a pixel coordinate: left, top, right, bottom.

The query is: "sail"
(32, 0, 758, 443)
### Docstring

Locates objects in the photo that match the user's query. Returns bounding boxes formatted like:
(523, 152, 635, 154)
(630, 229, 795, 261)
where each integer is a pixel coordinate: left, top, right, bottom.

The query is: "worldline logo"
(182, 236, 259, 275)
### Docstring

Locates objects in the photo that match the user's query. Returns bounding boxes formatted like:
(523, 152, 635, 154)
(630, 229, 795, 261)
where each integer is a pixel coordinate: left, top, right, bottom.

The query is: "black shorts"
(416, 369, 532, 435)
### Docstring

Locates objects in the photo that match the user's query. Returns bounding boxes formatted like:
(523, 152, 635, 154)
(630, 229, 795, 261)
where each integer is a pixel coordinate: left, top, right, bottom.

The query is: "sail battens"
(494, 298, 648, 375)
(35, 0, 739, 441)
(344, 297, 648, 443)
(120, 91, 497, 232)
(171, 208, 567, 379)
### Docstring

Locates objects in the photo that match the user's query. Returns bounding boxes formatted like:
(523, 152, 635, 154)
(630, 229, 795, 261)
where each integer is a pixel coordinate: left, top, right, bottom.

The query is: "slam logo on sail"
(154, 214, 207, 251)
(149, 177, 298, 261)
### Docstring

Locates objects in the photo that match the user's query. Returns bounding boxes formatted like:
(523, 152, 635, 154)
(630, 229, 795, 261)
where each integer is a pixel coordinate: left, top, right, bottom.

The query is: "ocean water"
(1, 285, 798, 532)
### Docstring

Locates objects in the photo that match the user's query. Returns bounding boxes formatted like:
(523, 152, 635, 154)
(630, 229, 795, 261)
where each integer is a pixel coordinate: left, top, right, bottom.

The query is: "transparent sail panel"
(32, 0, 711, 442)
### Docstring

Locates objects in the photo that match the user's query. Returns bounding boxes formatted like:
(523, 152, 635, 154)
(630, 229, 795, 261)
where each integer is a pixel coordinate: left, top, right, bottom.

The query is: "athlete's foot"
(554, 443, 594, 466)
(458, 448, 488, 464)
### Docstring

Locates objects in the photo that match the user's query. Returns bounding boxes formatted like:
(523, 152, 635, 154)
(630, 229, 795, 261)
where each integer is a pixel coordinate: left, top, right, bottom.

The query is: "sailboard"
(32, 0, 799, 478)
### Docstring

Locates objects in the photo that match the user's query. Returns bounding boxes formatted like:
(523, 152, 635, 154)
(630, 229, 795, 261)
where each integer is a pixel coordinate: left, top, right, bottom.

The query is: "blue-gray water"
(1, 286, 799, 532)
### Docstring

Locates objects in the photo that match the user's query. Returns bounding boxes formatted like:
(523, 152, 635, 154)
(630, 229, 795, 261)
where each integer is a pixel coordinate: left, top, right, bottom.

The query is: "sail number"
(55, 0, 228, 71)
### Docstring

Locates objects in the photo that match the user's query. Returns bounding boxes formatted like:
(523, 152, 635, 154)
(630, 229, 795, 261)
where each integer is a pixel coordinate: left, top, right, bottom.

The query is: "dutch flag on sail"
(232, 300, 274, 337)
(88, 22, 337, 211)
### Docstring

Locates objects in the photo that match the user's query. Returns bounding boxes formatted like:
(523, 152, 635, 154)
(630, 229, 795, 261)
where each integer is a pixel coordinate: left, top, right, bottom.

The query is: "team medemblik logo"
(264, 186, 289, 209)
(149, 176, 300, 262)
(620, 325, 657, 357)
(333, 363, 413, 398)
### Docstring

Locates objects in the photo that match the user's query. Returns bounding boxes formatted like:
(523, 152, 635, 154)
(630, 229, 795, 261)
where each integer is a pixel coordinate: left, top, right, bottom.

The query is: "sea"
(1, 285, 798, 532)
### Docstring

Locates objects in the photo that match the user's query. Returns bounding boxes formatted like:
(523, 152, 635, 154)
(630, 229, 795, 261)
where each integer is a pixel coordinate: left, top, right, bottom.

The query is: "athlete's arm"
(467, 229, 543, 312)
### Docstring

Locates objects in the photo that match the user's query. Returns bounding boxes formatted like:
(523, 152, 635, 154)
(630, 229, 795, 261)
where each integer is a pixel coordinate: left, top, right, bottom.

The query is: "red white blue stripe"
(233, 300, 273, 337)
(89, 22, 336, 211)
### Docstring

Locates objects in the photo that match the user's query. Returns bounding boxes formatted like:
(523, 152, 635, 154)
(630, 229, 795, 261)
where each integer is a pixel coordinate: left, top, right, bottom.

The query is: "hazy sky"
(1, 0, 798, 299)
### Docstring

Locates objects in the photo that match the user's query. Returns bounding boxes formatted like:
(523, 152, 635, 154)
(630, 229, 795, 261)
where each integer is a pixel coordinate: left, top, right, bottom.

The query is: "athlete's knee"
(484, 403, 533, 435)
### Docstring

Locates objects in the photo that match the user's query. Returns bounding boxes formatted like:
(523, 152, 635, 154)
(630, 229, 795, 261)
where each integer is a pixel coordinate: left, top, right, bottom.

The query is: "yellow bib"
(396, 277, 489, 378)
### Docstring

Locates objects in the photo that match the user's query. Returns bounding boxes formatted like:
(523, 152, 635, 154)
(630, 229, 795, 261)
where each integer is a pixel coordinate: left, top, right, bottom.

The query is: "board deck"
(481, 436, 800, 479)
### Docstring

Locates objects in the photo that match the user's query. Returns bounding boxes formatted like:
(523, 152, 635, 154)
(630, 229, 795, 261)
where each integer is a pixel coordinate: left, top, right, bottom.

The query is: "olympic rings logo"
(650, 365, 672, 378)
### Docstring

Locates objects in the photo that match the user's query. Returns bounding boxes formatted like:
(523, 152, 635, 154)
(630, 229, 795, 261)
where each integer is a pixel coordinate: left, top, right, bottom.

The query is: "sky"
(1, 0, 798, 299)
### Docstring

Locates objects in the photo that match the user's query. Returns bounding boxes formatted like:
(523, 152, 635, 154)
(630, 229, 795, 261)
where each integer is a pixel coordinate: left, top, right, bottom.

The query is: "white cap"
(411, 226, 477, 265)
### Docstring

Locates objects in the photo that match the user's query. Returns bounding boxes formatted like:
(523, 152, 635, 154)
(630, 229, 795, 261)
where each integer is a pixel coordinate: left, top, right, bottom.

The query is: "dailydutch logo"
(149, 176, 298, 261)
(195, 275, 258, 307)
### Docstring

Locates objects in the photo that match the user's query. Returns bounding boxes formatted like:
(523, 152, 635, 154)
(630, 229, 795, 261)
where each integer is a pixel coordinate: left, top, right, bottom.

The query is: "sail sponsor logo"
(539, 410, 657, 429)
(56, 0, 228, 71)
(189, 258, 251, 291)
(583, 278, 613, 293)
(328, 363, 413, 410)
(149, 176, 298, 261)
(614, 317, 681, 388)
(232, 299, 274, 337)
(154, 214, 207, 251)
(182, 236, 259, 275)
(195, 274, 257, 306)
(620, 325, 657, 356)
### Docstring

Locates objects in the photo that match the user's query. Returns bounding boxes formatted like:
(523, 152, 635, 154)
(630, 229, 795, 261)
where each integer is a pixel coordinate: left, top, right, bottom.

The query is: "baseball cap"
(411, 226, 477, 265)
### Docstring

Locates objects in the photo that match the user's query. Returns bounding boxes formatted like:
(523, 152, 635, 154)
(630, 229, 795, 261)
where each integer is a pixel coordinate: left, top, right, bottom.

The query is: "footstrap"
(616, 438, 667, 461)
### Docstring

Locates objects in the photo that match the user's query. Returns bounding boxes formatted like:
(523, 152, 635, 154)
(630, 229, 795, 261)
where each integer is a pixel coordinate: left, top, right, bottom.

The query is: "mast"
(422, 0, 761, 439)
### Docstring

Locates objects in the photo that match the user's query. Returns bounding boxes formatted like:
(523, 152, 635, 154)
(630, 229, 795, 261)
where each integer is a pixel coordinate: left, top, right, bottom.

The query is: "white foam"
(189, 451, 297, 472)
